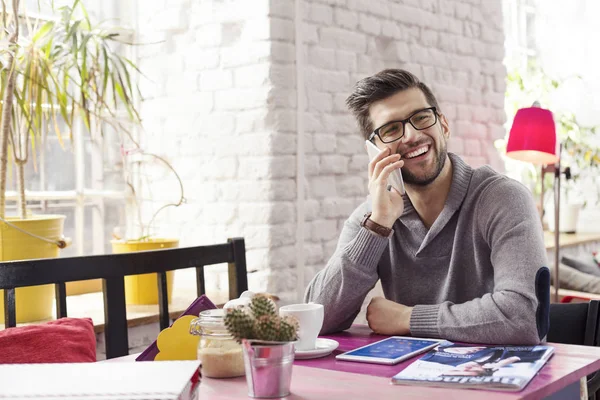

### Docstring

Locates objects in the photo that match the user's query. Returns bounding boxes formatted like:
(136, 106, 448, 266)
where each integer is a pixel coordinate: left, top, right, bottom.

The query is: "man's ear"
(439, 113, 451, 139)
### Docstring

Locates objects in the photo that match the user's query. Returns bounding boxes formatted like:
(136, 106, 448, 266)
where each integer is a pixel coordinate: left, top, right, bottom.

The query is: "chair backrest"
(548, 301, 600, 399)
(0, 237, 248, 359)
(548, 301, 599, 346)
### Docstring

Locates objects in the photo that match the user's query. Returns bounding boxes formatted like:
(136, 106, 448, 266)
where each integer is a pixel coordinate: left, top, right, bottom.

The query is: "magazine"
(391, 342, 554, 391)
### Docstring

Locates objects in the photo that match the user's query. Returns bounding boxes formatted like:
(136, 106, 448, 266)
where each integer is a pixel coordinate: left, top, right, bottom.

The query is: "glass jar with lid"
(189, 309, 245, 378)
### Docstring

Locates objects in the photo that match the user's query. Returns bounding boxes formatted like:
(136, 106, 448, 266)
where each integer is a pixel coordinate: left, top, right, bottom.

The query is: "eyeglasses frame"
(368, 106, 439, 144)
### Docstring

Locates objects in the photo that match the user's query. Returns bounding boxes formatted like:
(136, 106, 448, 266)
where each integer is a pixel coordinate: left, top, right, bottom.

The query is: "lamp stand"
(540, 145, 562, 302)
(553, 151, 561, 303)
(540, 166, 545, 224)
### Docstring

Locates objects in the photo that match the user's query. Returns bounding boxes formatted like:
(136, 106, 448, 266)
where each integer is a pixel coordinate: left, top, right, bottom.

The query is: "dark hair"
(346, 69, 440, 139)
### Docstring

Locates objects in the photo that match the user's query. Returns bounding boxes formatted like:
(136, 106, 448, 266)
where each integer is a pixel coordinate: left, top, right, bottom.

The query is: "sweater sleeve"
(304, 201, 390, 334)
(410, 177, 548, 345)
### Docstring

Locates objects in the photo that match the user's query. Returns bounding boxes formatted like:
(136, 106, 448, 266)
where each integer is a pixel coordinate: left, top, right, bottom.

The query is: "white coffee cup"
(279, 303, 324, 351)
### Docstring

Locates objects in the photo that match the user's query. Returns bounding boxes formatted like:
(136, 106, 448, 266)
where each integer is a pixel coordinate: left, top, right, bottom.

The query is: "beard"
(401, 140, 448, 187)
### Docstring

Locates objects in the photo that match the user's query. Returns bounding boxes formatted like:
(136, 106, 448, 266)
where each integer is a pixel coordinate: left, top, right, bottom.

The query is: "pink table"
(112, 325, 600, 399)
(199, 325, 600, 399)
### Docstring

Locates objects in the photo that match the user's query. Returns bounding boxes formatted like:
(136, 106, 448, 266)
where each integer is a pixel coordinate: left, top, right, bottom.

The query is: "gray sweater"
(305, 153, 548, 345)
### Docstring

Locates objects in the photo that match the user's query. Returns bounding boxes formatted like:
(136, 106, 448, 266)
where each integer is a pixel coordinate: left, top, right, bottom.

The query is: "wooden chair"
(548, 301, 600, 399)
(0, 237, 248, 359)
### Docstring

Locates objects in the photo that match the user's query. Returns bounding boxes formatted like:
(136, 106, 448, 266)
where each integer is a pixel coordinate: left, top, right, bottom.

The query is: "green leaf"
(60, 72, 70, 123)
(80, 43, 88, 83)
(116, 74, 136, 121)
(69, 93, 76, 140)
(32, 21, 55, 42)
(101, 46, 109, 100)
(79, 106, 90, 132)
(69, 20, 81, 48)
(118, 57, 134, 99)
(35, 73, 43, 131)
(122, 56, 145, 76)
(114, 79, 126, 103)
(76, 0, 91, 27)
(110, 72, 118, 110)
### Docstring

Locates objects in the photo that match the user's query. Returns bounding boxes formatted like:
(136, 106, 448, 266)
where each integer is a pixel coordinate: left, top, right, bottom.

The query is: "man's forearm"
(410, 291, 541, 345)
(305, 228, 388, 334)
(366, 296, 413, 335)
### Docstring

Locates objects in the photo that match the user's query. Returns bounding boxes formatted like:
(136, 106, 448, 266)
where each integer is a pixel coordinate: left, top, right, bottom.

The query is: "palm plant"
(0, 0, 142, 220)
(0, 0, 187, 317)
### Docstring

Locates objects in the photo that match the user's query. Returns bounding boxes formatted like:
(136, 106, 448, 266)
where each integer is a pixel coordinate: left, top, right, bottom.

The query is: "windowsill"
(544, 231, 600, 250)
(555, 287, 600, 302)
(0, 288, 229, 333)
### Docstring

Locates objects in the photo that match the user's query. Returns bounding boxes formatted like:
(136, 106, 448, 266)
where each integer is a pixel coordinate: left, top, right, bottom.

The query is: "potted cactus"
(224, 295, 298, 398)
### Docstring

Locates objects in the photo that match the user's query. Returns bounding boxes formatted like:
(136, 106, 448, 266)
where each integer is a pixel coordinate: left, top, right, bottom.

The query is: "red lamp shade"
(506, 107, 559, 165)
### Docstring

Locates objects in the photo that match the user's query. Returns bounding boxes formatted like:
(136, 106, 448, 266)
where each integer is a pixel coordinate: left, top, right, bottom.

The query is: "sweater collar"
(399, 153, 473, 247)
(444, 153, 473, 213)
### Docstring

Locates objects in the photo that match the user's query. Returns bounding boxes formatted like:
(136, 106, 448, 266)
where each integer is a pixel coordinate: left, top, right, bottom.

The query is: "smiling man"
(304, 69, 550, 345)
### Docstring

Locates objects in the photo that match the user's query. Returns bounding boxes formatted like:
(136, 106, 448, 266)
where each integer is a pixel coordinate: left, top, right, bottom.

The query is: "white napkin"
(222, 290, 255, 310)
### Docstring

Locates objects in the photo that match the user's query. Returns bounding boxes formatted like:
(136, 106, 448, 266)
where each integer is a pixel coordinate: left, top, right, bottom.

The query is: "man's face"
(368, 88, 450, 186)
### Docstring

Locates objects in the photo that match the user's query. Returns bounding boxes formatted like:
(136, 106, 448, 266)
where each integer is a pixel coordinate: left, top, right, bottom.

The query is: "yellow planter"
(0, 215, 66, 323)
(111, 238, 178, 305)
(66, 279, 102, 296)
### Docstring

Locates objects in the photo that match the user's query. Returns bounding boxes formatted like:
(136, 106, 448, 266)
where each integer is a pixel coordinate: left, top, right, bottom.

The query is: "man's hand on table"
(366, 296, 413, 335)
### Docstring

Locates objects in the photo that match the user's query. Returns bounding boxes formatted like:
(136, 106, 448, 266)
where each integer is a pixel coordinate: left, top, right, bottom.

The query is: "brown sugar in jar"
(189, 309, 245, 378)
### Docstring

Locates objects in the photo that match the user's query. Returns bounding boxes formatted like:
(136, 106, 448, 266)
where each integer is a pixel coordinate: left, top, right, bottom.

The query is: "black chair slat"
(3, 288, 16, 328)
(550, 300, 600, 399)
(55, 282, 68, 319)
(589, 373, 600, 400)
(228, 238, 248, 300)
(103, 277, 129, 359)
(587, 301, 600, 346)
(196, 266, 206, 297)
(157, 272, 170, 331)
(548, 302, 588, 344)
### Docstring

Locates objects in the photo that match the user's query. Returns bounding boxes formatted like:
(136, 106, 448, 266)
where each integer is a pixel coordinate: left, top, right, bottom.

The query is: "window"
(5, 1, 132, 257)
(503, 0, 538, 70)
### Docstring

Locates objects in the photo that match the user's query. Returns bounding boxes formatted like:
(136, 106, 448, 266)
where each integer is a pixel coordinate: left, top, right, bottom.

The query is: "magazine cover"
(392, 342, 554, 391)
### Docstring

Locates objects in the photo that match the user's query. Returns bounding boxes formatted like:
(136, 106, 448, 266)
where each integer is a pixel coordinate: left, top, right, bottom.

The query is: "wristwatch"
(360, 212, 393, 237)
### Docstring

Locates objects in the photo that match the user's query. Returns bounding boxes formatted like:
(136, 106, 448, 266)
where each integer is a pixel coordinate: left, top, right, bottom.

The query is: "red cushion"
(0, 317, 96, 364)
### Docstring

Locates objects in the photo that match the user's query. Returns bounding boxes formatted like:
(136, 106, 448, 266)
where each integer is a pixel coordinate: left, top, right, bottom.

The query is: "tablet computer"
(335, 336, 444, 365)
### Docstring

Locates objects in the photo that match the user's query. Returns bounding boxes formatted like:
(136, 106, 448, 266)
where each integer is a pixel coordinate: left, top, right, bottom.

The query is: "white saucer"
(294, 338, 339, 360)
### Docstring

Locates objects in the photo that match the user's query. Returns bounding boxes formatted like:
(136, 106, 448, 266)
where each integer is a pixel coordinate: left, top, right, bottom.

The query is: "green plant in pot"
(544, 112, 600, 232)
(111, 149, 185, 305)
(225, 295, 299, 398)
(0, 0, 142, 321)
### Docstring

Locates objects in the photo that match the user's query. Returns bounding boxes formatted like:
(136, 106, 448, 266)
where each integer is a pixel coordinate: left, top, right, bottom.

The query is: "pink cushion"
(0, 317, 96, 364)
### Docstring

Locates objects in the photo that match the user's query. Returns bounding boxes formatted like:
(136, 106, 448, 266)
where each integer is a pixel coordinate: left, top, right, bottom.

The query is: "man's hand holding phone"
(366, 140, 405, 229)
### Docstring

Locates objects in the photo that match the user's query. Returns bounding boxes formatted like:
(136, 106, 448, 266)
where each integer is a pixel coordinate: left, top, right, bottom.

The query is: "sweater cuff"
(345, 227, 390, 267)
(410, 304, 441, 338)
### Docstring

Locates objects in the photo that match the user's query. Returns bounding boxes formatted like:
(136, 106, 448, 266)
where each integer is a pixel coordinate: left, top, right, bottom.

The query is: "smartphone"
(335, 336, 443, 365)
(365, 140, 406, 195)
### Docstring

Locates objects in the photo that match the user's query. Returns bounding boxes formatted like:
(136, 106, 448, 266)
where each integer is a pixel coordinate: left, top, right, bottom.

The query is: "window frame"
(503, 0, 538, 69)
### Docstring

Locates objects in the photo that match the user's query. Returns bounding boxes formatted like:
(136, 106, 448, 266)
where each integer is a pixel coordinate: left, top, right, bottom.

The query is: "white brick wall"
(133, 0, 296, 298)
(131, 0, 505, 304)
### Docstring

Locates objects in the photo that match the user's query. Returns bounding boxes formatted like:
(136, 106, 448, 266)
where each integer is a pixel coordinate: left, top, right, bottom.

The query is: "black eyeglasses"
(368, 107, 439, 144)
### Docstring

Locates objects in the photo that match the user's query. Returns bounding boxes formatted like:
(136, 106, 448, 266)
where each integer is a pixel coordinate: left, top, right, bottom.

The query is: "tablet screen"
(343, 337, 440, 360)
